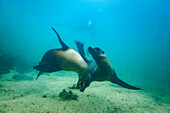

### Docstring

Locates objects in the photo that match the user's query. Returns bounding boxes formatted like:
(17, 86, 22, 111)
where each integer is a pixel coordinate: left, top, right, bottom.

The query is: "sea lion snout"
(88, 46, 105, 57)
(88, 46, 96, 57)
(88, 46, 94, 53)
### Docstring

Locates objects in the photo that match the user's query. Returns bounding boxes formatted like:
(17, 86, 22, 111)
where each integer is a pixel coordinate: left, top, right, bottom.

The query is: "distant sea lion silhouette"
(87, 46, 142, 90)
(33, 28, 91, 92)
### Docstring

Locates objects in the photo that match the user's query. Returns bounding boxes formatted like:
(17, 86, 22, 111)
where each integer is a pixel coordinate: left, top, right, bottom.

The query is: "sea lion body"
(36, 48, 88, 78)
(91, 55, 113, 81)
(33, 28, 91, 92)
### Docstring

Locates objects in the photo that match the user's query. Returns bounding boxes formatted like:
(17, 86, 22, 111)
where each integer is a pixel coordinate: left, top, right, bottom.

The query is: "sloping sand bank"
(0, 71, 169, 113)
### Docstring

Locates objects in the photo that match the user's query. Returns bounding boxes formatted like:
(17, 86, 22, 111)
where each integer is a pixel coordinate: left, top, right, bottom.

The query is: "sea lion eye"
(102, 51, 104, 54)
(94, 47, 103, 53)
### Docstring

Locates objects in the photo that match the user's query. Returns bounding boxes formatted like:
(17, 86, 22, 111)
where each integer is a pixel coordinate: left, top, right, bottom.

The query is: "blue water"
(0, 0, 170, 90)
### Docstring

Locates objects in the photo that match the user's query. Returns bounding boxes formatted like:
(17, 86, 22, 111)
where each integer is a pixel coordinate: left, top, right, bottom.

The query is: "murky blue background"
(0, 0, 170, 90)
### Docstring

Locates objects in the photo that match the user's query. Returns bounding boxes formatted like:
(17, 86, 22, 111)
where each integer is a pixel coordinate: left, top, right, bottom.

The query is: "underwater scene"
(0, 0, 170, 112)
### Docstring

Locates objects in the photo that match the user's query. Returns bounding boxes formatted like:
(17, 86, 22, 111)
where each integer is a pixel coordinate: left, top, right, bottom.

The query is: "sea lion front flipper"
(75, 41, 92, 63)
(75, 41, 97, 74)
(51, 27, 69, 50)
(33, 63, 61, 79)
(110, 74, 142, 90)
(35, 71, 43, 80)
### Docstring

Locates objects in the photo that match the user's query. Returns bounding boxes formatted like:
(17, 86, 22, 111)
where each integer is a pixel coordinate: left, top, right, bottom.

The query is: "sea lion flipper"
(33, 63, 61, 79)
(35, 71, 43, 80)
(51, 27, 69, 50)
(75, 41, 85, 55)
(110, 75, 142, 90)
(34, 64, 60, 72)
(75, 41, 97, 74)
(75, 41, 92, 63)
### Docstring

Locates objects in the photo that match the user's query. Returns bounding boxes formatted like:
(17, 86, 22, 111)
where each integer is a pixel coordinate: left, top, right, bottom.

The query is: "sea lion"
(75, 42, 141, 90)
(87, 46, 142, 90)
(33, 27, 91, 92)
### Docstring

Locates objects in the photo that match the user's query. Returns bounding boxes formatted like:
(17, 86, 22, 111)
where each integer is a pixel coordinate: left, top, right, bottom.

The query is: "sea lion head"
(88, 46, 106, 59)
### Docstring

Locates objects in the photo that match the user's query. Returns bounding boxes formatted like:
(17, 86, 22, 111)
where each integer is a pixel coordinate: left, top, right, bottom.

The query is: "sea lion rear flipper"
(110, 74, 142, 90)
(51, 27, 69, 50)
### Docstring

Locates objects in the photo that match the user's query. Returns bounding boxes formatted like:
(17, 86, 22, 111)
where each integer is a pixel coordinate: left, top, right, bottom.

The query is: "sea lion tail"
(110, 74, 142, 90)
(51, 27, 69, 50)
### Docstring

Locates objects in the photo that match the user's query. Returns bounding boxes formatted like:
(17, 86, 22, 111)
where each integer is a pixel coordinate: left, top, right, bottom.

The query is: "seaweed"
(59, 89, 78, 101)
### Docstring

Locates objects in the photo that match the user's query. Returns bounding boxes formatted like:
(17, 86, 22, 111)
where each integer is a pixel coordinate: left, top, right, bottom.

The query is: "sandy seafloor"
(0, 70, 169, 113)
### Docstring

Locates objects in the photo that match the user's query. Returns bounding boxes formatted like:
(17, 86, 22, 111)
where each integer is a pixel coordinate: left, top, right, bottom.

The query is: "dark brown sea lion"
(87, 46, 142, 90)
(33, 28, 91, 92)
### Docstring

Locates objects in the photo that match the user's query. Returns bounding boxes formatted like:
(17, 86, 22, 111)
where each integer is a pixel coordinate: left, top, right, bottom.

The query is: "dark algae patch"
(42, 95, 47, 98)
(59, 89, 78, 101)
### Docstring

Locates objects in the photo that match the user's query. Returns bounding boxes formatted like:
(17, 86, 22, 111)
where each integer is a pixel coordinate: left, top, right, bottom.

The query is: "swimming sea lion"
(88, 46, 141, 90)
(33, 27, 91, 92)
(75, 42, 141, 90)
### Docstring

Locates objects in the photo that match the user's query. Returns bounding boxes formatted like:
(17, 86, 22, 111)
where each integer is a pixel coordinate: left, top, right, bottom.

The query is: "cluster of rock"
(0, 46, 33, 80)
